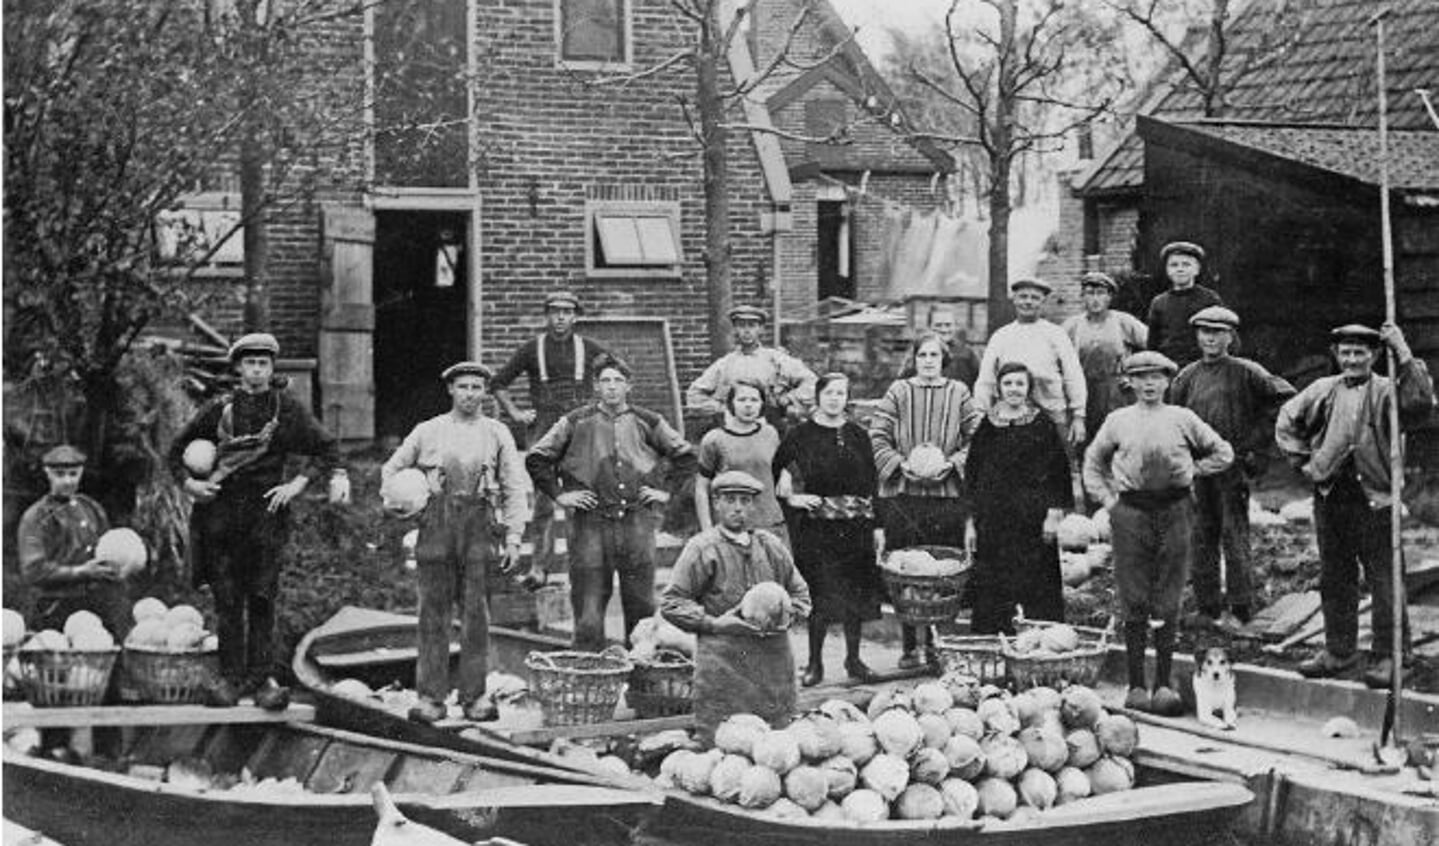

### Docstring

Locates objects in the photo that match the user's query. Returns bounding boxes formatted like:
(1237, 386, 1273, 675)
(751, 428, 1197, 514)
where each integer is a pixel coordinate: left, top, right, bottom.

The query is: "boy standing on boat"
(1083, 351, 1233, 716)
(171, 333, 349, 707)
(661, 470, 811, 742)
(527, 354, 697, 651)
(382, 361, 532, 724)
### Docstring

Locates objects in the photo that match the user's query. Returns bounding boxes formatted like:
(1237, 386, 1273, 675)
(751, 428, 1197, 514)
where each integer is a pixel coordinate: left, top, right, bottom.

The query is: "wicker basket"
(627, 649, 694, 718)
(931, 634, 1006, 684)
(123, 647, 220, 704)
(1002, 619, 1110, 689)
(17, 648, 120, 707)
(879, 545, 971, 625)
(525, 649, 633, 726)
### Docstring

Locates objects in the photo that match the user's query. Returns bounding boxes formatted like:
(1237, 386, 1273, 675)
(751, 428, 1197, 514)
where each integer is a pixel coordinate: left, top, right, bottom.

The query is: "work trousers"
(414, 496, 494, 704)
(568, 508, 658, 652)
(1314, 479, 1411, 659)
(193, 489, 288, 684)
(1191, 468, 1253, 614)
(1111, 494, 1193, 622)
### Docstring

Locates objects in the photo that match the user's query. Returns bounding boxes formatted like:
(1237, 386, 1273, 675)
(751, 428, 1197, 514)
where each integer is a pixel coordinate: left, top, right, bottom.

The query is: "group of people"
(16, 238, 1433, 735)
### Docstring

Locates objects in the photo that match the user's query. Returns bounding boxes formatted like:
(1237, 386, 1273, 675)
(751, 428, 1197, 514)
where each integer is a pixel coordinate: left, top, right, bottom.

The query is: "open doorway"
(373, 210, 470, 441)
(817, 200, 854, 301)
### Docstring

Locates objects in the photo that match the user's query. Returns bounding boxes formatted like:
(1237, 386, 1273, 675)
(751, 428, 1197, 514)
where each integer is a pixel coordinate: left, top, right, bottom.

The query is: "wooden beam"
(1, 703, 315, 729)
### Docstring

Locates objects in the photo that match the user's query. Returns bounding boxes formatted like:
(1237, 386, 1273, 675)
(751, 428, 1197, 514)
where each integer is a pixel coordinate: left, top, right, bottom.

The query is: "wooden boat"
(1, 709, 658, 846)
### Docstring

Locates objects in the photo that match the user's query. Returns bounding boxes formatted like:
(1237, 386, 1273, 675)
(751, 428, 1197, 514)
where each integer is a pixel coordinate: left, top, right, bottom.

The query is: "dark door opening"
(817, 200, 854, 301)
(373, 210, 469, 441)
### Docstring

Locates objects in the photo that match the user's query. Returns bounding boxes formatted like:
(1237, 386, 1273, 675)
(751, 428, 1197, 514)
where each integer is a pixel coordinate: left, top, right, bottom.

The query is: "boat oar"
(370, 783, 468, 846)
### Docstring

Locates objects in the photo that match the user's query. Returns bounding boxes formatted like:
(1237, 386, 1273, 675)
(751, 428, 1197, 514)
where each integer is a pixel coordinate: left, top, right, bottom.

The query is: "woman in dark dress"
(773, 373, 884, 686)
(965, 362, 1072, 634)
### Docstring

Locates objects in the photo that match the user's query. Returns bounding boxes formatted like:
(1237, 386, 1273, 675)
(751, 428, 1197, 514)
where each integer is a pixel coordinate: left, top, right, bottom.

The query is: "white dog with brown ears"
(1193, 643, 1238, 730)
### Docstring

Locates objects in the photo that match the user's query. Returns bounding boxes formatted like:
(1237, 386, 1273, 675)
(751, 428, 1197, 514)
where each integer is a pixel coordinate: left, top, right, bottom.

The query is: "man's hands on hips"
(638, 486, 670, 506)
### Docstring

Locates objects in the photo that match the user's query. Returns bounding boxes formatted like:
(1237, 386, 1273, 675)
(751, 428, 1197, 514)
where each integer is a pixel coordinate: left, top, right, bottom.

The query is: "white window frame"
(554, 0, 633, 71)
(584, 200, 682, 279)
(154, 191, 245, 278)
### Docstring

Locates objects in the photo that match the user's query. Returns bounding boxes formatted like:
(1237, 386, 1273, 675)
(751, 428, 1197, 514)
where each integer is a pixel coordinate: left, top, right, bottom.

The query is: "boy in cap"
(528, 354, 698, 651)
(18, 445, 128, 637)
(1146, 241, 1224, 368)
(1061, 272, 1148, 454)
(1170, 306, 1295, 628)
(661, 469, 811, 742)
(1276, 323, 1435, 687)
(491, 291, 611, 581)
(382, 361, 532, 723)
(1084, 351, 1233, 715)
(899, 304, 982, 388)
(170, 332, 349, 706)
(686, 305, 817, 428)
(975, 278, 1088, 449)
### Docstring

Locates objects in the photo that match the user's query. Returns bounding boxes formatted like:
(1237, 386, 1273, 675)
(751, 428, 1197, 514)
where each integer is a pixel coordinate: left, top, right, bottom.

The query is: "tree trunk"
(1202, 0, 1230, 117)
(697, 4, 732, 359)
(240, 130, 270, 332)
(985, 0, 1019, 335)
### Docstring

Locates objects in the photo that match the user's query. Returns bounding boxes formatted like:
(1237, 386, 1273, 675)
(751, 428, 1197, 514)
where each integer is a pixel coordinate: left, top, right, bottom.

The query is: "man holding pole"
(1275, 324, 1433, 687)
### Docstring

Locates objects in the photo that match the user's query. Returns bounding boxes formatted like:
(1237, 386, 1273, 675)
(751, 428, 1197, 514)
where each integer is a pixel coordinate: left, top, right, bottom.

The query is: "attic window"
(586, 201, 681, 278)
(557, 0, 630, 66)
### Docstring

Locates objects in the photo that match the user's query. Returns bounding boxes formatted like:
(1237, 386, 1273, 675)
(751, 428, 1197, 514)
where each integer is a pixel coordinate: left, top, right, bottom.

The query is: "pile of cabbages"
(652, 677, 1139, 826)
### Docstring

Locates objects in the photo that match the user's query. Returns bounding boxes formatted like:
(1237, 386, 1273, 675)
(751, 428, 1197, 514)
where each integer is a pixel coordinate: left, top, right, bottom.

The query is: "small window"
(154, 194, 244, 272)
(586, 202, 681, 277)
(557, 0, 629, 66)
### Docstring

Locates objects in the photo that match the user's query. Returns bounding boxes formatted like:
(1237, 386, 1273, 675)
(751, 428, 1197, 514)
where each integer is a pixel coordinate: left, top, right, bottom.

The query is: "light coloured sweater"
(974, 319, 1087, 422)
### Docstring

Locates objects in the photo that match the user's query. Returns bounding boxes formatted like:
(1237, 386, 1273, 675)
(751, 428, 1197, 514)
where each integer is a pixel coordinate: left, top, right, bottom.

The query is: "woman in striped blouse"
(870, 332, 984, 669)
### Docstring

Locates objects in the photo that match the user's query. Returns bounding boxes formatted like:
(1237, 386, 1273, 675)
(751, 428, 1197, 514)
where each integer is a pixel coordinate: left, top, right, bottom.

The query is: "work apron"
(531, 334, 589, 439)
(692, 630, 796, 743)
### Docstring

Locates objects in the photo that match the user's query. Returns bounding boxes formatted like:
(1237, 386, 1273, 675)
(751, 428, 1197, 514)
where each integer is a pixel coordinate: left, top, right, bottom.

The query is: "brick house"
(181, 0, 950, 442)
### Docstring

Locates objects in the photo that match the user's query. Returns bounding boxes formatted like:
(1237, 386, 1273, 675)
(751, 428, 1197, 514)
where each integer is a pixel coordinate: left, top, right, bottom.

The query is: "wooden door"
(319, 206, 376, 441)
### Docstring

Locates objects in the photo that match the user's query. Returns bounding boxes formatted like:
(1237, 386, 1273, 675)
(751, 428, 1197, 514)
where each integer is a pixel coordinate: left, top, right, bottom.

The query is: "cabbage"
(941, 734, 986, 781)
(1039, 624, 1080, 653)
(941, 673, 982, 709)
(739, 582, 792, 629)
(783, 765, 829, 811)
(939, 777, 980, 819)
(660, 750, 694, 780)
(131, 597, 167, 624)
(1061, 553, 1092, 587)
(652, 615, 697, 656)
(1012, 628, 1044, 655)
(1054, 766, 1092, 805)
(1092, 508, 1111, 541)
(789, 714, 842, 760)
(1060, 686, 1104, 730)
(752, 730, 802, 775)
(817, 698, 867, 724)
(62, 611, 105, 641)
(895, 783, 945, 820)
(1064, 728, 1101, 769)
(865, 686, 911, 719)
(69, 627, 115, 650)
(917, 713, 952, 749)
(1016, 768, 1058, 810)
(715, 713, 770, 756)
(978, 698, 1020, 736)
(1018, 727, 1068, 773)
(912, 681, 954, 715)
(766, 798, 808, 819)
(738, 764, 784, 809)
(709, 754, 752, 802)
(840, 788, 890, 822)
(907, 443, 949, 478)
(126, 619, 169, 649)
(1028, 686, 1062, 715)
(943, 707, 985, 741)
(678, 749, 722, 794)
(872, 709, 924, 758)
(596, 756, 632, 779)
(859, 753, 910, 802)
(23, 630, 69, 651)
(1095, 714, 1139, 757)
(811, 801, 845, 821)
(330, 678, 374, 700)
(818, 754, 858, 799)
(1057, 514, 1096, 550)
(980, 734, 1027, 780)
(1086, 756, 1134, 795)
(909, 747, 950, 785)
(1009, 692, 1042, 728)
(975, 777, 1018, 819)
(838, 720, 879, 765)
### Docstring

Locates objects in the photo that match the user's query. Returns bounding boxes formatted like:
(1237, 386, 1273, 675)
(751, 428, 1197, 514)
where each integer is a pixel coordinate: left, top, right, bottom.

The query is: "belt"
(1118, 488, 1191, 510)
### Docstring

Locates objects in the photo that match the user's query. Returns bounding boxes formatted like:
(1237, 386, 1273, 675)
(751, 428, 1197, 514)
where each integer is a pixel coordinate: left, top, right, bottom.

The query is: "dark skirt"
(788, 513, 883, 625)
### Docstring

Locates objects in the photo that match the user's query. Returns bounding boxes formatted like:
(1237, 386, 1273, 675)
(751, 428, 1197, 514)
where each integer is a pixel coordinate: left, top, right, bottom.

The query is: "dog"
(1192, 644, 1238, 730)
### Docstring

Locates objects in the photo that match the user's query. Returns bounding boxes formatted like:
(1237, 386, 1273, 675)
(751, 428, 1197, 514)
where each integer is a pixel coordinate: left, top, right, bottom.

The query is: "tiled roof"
(1079, 0, 1439, 195)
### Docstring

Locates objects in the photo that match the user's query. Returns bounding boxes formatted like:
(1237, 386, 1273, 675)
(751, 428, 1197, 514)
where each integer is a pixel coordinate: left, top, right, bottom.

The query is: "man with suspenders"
(492, 291, 611, 581)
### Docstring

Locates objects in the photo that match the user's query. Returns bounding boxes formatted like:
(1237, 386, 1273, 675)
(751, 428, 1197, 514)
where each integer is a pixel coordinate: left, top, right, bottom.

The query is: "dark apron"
(692, 630, 796, 742)
(191, 393, 281, 588)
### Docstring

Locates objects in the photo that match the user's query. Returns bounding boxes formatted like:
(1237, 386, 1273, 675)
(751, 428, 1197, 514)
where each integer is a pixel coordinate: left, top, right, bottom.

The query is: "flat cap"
(1330, 324, 1383, 346)
(544, 290, 582, 312)
(41, 444, 87, 467)
(441, 361, 494, 382)
(228, 332, 280, 361)
(727, 304, 768, 323)
(1122, 351, 1179, 376)
(1160, 241, 1206, 263)
(1010, 277, 1053, 295)
(1079, 271, 1118, 293)
(1190, 305, 1240, 330)
(710, 470, 764, 496)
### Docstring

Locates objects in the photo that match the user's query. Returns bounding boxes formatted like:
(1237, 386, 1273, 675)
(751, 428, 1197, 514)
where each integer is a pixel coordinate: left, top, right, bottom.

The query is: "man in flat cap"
(1170, 306, 1295, 629)
(1146, 241, 1224, 368)
(686, 305, 817, 429)
(661, 469, 811, 743)
(1277, 322, 1435, 687)
(528, 354, 697, 652)
(170, 332, 349, 706)
(491, 291, 612, 582)
(898, 304, 982, 388)
(382, 361, 532, 723)
(1084, 351, 1233, 716)
(1062, 271, 1149, 455)
(975, 278, 1088, 451)
(18, 445, 129, 637)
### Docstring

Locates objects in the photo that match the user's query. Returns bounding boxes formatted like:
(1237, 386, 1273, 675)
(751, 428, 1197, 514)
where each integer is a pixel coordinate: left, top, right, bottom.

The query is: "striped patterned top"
(868, 377, 983, 499)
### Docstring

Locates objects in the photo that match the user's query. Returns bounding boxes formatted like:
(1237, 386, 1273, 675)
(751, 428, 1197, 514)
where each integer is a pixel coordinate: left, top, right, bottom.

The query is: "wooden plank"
(319, 303, 376, 332)
(323, 205, 376, 243)
(457, 764, 540, 792)
(200, 724, 271, 774)
(126, 724, 212, 766)
(306, 740, 397, 794)
(244, 731, 330, 782)
(0, 703, 315, 729)
(386, 757, 468, 795)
